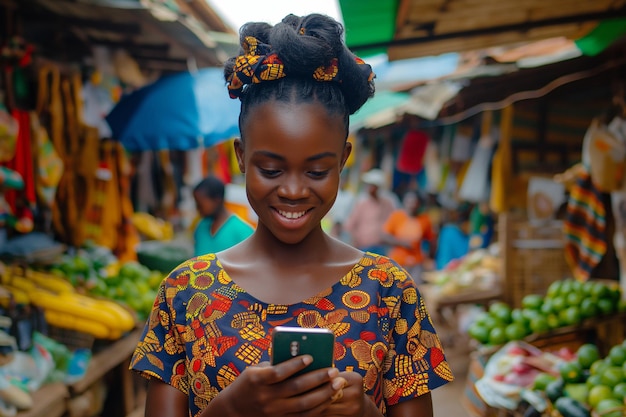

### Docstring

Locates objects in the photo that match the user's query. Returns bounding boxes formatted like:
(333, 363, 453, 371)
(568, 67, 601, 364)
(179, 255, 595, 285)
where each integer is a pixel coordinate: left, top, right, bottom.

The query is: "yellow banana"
(27, 271, 75, 294)
(44, 309, 111, 339)
(30, 289, 120, 331)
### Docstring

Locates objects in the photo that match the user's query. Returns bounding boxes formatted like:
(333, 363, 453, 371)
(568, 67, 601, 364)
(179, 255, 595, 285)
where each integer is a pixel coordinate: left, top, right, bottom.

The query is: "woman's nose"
(277, 174, 310, 200)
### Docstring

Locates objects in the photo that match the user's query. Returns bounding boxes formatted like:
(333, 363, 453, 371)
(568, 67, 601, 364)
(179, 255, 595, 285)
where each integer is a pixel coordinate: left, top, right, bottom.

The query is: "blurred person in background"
(435, 205, 471, 270)
(192, 175, 253, 256)
(382, 190, 436, 282)
(343, 168, 397, 254)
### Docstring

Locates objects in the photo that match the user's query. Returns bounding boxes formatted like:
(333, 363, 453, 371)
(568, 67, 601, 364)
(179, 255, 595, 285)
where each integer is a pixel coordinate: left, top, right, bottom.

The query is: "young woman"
(130, 13, 453, 417)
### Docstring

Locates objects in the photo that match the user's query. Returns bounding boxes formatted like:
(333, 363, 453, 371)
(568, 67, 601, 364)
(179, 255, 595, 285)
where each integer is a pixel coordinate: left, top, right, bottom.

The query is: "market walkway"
(432, 340, 472, 417)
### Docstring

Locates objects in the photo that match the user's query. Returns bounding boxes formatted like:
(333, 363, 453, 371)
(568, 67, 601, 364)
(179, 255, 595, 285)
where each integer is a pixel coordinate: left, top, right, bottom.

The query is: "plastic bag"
(586, 119, 626, 192)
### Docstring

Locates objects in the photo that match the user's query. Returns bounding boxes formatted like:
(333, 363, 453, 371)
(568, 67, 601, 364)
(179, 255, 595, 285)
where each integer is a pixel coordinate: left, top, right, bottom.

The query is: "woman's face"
(235, 101, 350, 244)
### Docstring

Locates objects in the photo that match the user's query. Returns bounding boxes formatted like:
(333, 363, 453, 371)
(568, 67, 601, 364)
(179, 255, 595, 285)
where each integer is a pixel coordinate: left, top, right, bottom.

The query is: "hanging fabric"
(396, 129, 429, 175)
(563, 167, 607, 281)
(490, 105, 514, 214)
(458, 112, 495, 203)
(30, 113, 63, 207)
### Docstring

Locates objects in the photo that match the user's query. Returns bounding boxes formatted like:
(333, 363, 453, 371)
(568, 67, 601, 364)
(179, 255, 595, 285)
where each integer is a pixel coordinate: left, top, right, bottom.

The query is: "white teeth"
(278, 210, 306, 219)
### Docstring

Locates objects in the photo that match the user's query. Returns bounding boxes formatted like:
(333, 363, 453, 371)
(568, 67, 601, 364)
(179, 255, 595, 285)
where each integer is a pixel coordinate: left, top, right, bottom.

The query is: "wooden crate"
(499, 213, 572, 308)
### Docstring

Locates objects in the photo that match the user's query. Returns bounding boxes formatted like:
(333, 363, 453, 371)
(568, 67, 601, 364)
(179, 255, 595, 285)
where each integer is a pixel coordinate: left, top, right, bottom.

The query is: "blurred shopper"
(435, 206, 471, 270)
(469, 201, 494, 249)
(383, 190, 436, 281)
(343, 168, 397, 254)
(192, 176, 253, 256)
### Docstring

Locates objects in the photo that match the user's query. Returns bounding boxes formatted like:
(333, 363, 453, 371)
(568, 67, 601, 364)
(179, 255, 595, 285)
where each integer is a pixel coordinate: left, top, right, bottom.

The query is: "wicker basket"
(46, 326, 95, 351)
(499, 214, 572, 308)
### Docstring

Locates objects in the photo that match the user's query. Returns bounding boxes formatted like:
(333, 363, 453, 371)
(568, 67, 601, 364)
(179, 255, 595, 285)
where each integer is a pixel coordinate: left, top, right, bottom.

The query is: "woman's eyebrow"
(252, 151, 337, 161)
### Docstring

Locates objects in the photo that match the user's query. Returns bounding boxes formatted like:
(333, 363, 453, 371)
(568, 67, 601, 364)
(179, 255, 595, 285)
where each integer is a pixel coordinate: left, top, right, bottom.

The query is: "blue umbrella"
(106, 68, 241, 151)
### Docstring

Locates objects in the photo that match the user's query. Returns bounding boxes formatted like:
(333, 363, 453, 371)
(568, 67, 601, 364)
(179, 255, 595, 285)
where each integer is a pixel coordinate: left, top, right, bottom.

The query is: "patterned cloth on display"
(563, 168, 607, 281)
(130, 252, 453, 416)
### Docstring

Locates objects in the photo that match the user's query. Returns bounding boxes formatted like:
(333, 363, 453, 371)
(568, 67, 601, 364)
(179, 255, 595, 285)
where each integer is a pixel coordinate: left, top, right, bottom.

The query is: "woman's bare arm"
(145, 379, 188, 417)
(387, 392, 433, 417)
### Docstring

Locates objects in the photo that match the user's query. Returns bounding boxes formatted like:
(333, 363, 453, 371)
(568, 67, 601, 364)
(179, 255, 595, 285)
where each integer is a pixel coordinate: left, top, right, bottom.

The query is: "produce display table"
(16, 328, 145, 417)
(420, 283, 503, 345)
(16, 382, 68, 417)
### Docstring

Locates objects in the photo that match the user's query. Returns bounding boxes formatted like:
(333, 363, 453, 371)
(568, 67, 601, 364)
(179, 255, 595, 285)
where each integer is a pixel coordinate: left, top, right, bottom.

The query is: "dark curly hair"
(223, 13, 375, 139)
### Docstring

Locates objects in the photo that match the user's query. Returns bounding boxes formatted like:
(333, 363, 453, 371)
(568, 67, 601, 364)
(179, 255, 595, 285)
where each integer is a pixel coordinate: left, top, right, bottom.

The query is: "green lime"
(505, 322, 528, 341)
(613, 382, 626, 401)
(560, 361, 584, 383)
(581, 281, 595, 297)
(541, 299, 555, 315)
(579, 297, 598, 319)
(595, 398, 624, 417)
(559, 306, 582, 326)
(586, 374, 603, 389)
(489, 302, 513, 324)
(600, 366, 624, 388)
(563, 383, 589, 405)
(522, 294, 544, 310)
(511, 308, 530, 326)
(577, 344, 600, 369)
(547, 280, 562, 298)
(588, 385, 614, 409)
(529, 316, 550, 334)
(532, 373, 557, 391)
(468, 323, 490, 345)
(552, 296, 567, 313)
(488, 326, 507, 346)
(591, 282, 610, 300)
(547, 313, 561, 329)
(590, 359, 610, 376)
(566, 291, 583, 308)
(608, 345, 626, 366)
(597, 298, 615, 316)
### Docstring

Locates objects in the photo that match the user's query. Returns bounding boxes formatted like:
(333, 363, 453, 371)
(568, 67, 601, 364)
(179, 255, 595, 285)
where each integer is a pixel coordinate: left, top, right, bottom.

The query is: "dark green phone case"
(271, 326, 335, 377)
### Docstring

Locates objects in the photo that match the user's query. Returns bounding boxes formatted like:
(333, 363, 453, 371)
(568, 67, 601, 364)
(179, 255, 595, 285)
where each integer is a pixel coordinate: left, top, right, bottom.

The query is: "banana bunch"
(0, 270, 136, 340)
(131, 212, 174, 241)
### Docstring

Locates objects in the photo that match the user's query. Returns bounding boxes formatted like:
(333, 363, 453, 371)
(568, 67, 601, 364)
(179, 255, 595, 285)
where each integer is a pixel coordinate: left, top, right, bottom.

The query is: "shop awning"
(10, 0, 238, 73)
(340, 0, 626, 61)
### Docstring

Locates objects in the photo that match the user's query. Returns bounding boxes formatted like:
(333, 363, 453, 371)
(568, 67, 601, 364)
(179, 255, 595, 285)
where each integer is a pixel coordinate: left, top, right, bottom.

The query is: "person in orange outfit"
(383, 190, 436, 282)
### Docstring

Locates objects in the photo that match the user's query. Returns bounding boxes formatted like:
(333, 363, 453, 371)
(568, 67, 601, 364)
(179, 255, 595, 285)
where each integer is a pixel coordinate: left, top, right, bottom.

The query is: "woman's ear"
(234, 138, 245, 173)
(340, 141, 352, 171)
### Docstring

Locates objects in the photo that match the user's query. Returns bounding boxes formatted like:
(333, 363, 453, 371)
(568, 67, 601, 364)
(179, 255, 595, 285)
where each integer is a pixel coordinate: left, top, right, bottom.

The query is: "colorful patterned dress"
(129, 252, 453, 416)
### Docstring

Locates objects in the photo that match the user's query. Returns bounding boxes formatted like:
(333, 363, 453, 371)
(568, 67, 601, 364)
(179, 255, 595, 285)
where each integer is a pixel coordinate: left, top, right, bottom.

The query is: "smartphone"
(271, 326, 335, 377)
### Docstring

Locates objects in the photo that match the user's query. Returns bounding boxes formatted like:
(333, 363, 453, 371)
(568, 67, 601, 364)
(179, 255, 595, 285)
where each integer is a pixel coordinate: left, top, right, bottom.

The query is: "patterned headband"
(226, 36, 375, 99)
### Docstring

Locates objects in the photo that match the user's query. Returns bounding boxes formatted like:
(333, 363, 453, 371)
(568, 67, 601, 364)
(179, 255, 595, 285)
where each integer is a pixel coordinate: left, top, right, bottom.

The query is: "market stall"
(0, 1, 238, 416)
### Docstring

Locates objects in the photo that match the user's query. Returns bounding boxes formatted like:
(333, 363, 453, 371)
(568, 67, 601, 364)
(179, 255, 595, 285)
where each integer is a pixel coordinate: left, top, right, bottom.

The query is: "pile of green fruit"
(49, 246, 163, 321)
(468, 279, 625, 347)
(531, 341, 626, 417)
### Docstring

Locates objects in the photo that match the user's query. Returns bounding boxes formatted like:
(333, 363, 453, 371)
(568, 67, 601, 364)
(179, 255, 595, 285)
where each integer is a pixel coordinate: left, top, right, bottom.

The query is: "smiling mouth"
(277, 209, 307, 219)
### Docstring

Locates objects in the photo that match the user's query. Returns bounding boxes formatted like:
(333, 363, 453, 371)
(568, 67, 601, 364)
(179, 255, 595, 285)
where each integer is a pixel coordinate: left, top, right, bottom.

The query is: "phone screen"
(271, 326, 335, 377)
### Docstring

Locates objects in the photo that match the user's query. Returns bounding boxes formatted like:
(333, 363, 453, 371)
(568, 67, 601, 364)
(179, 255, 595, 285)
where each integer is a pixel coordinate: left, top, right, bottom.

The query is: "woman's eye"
(308, 170, 329, 179)
(259, 168, 281, 177)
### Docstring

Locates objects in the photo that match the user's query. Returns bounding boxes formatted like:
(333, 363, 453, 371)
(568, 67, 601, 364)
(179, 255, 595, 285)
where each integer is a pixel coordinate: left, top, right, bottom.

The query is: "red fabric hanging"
(396, 130, 429, 175)
(2, 110, 36, 211)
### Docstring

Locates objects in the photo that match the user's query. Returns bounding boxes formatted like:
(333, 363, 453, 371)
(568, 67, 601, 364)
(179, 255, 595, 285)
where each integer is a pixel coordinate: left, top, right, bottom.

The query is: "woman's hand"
(204, 355, 344, 417)
(324, 371, 382, 417)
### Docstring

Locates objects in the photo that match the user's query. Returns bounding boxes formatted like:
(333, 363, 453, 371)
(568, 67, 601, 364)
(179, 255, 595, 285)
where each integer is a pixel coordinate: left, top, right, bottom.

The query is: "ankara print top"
(129, 252, 453, 416)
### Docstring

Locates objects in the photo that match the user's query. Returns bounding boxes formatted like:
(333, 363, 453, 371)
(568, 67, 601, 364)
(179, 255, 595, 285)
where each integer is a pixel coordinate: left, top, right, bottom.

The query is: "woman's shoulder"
(357, 252, 416, 287)
(161, 254, 226, 287)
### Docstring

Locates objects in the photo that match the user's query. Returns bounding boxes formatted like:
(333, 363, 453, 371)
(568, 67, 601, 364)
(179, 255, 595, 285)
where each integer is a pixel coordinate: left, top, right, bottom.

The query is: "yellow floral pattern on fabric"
(129, 253, 453, 416)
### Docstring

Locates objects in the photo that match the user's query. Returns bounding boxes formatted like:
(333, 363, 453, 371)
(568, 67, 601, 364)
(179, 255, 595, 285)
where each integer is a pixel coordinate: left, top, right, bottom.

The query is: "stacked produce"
(468, 279, 626, 347)
(0, 270, 135, 340)
(49, 250, 163, 321)
(530, 341, 626, 417)
(425, 248, 501, 296)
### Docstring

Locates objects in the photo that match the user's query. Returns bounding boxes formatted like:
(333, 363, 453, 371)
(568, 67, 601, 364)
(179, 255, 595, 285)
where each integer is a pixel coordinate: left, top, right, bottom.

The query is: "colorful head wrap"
(226, 36, 374, 99)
